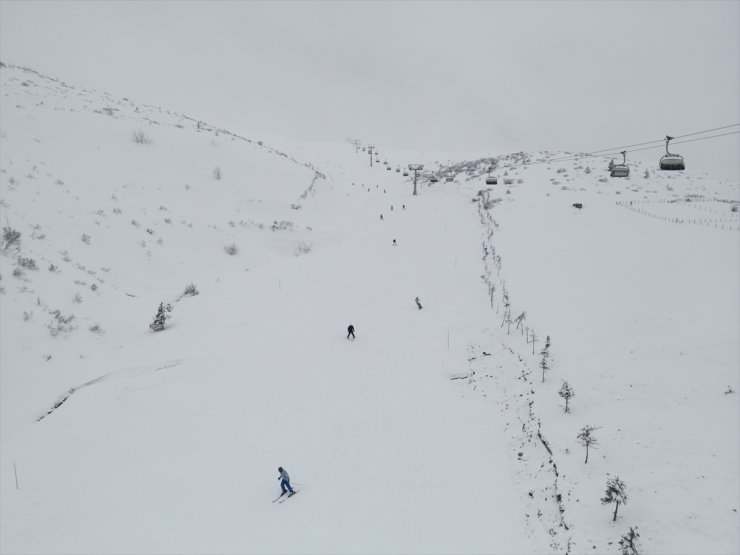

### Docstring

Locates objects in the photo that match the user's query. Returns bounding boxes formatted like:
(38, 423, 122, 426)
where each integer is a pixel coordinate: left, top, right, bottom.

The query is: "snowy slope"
(1, 63, 738, 555)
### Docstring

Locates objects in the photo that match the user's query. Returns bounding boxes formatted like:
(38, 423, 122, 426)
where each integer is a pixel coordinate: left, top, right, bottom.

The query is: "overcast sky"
(1, 1, 738, 178)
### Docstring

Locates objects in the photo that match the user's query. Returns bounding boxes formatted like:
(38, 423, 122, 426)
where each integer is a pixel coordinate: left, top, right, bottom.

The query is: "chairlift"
(485, 176, 498, 185)
(396, 167, 401, 173)
(610, 150, 630, 178)
(430, 175, 439, 183)
(386, 165, 391, 170)
(659, 135, 685, 170)
(402, 171, 409, 177)
(446, 176, 453, 182)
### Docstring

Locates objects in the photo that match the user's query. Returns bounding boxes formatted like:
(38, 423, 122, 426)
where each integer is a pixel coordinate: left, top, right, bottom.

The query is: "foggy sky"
(1, 1, 738, 178)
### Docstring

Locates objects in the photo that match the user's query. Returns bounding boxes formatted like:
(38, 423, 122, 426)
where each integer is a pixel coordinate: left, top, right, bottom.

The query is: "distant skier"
(393, 239, 397, 247)
(415, 296, 422, 310)
(277, 467, 295, 496)
(380, 214, 384, 221)
(347, 324, 355, 340)
(391, 205, 394, 211)
(402, 204, 406, 210)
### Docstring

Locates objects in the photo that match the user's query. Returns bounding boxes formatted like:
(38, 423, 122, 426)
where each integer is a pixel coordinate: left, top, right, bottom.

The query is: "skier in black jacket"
(347, 324, 355, 340)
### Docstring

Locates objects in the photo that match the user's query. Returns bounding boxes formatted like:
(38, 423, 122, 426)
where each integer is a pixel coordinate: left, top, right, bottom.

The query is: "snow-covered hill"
(1, 63, 738, 554)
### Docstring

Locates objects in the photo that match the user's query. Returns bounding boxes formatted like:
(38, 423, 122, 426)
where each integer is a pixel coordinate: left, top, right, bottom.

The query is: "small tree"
(577, 425, 598, 463)
(539, 335, 551, 382)
(149, 302, 172, 332)
(618, 526, 640, 555)
(559, 381, 574, 413)
(514, 311, 526, 332)
(601, 475, 627, 521)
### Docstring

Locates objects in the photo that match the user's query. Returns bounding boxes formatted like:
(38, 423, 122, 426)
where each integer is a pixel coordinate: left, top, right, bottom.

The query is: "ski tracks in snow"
(36, 359, 184, 422)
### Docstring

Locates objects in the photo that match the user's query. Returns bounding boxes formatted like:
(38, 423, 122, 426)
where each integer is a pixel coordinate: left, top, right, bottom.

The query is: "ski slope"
(1, 63, 738, 554)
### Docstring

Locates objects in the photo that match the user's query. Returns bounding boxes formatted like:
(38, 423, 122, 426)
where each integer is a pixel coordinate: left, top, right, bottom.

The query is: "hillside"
(1, 63, 738, 554)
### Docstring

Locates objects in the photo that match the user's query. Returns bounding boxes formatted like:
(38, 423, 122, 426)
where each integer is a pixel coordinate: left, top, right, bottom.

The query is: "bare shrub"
(132, 129, 152, 144)
(23, 310, 33, 321)
(73, 292, 82, 303)
(47, 310, 76, 336)
(224, 243, 238, 256)
(81, 233, 91, 245)
(213, 167, 222, 180)
(12, 268, 24, 279)
(89, 323, 104, 334)
(295, 242, 312, 256)
(183, 283, 199, 296)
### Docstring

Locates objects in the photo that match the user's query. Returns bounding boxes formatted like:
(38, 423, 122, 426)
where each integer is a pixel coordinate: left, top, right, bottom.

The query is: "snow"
(1, 63, 738, 554)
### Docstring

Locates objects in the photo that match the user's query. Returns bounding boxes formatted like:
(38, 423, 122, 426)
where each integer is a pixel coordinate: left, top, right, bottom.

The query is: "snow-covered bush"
(149, 302, 172, 332)
(17, 256, 37, 270)
(618, 526, 640, 555)
(89, 323, 104, 334)
(224, 243, 238, 256)
(81, 233, 91, 244)
(73, 293, 82, 303)
(601, 476, 628, 521)
(2, 226, 21, 251)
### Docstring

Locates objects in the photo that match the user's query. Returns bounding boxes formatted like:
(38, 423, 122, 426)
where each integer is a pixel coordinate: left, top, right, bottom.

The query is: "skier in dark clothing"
(347, 324, 355, 340)
(415, 296, 423, 310)
(278, 467, 295, 496)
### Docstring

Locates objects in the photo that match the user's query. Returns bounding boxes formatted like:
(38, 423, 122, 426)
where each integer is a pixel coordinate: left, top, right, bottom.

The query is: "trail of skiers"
(277, 188, 425, 501)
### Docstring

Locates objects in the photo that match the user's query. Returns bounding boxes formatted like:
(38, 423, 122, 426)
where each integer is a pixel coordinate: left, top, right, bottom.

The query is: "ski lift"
(446, 176, 453, 182)
(659, 135, 685, 170)
(396, 167, 401, 173)
(485, 176, 498, 185)
(386, 165, 391, 170)
(402, 171, 409, 177)
(610, 151, 630, 178)
(430, 175, 439, 183)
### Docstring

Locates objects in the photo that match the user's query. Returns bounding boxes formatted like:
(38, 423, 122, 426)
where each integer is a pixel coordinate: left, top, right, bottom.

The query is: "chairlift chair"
(386, 165, 391, 170)
(446, 176, 453, 182)
(396, 167, 400, 173)
(485, 176, 498, 185)
(610, 151, 630, 178)
(402, 171, 409, 177)
(659, 135, 685, 170)
(430, 175, 439, 183)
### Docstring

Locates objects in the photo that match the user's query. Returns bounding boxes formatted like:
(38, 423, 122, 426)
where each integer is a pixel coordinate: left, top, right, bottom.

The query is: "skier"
(380, 214, 384, 221)
(277, 467, 295, 496)
(392, 239, 397, 247)
(347, 324, 355, 340)
(402, 204, 406, 210)
(415, 296, 422, 310)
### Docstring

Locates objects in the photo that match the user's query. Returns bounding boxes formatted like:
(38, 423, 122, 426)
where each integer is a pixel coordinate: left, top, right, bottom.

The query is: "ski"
(278, 490, 298, 503)
(272, 493, 287, 503)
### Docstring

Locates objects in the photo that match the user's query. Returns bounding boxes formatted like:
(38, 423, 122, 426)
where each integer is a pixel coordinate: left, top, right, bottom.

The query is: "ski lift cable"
(593, 130, 740, 159)
(491, 125, 739, 171)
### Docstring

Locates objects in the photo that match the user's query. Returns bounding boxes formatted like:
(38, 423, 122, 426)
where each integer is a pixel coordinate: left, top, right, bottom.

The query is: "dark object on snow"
(347, 324, 355, 340)
(415, 296, 423, 310)
(572, 203, 583, 209)
(393, 239, 397, 246)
